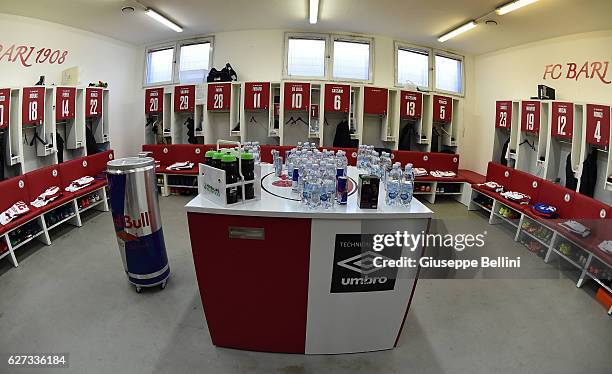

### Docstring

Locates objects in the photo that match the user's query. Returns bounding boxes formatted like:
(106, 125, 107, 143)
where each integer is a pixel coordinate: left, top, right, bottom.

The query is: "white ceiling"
(1, 0, 611, 54)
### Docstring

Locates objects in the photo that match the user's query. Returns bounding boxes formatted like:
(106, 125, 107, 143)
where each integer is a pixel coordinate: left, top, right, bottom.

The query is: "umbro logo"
(337, 251, 393, 275)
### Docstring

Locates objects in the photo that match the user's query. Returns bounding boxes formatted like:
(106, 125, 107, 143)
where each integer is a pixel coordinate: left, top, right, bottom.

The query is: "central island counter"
(186, 165, 433, 354)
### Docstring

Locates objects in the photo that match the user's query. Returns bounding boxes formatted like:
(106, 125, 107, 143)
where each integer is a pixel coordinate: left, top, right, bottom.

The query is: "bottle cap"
(212, 152, 223, 160)
(240, 153, 254, 160)
(205, 150, 215, 157)
(222, 154, 237, 163)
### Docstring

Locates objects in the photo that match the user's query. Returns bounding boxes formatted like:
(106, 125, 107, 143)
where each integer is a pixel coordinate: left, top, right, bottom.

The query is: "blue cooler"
(107, 157, 169, 292)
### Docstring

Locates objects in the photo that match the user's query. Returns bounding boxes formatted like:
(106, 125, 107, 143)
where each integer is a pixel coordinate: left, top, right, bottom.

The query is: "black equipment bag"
(207, 63, 238, 82)
(565, 153, 578, 191)
(500, 138, 510, 166)
(398, 123, 412, 151)
(85, 123, 101, 155)
(579, 149, 597, 197)
(184, 117, 196, 144)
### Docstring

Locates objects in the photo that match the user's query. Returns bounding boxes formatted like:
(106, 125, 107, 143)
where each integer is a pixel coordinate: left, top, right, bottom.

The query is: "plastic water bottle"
(286, 150, 294, 178)
(310, 164, 321, 208)
(381, 152, 392, 187)
(400, 163, 415, 206)
(291, 155, 301, 192)
(386, 163, 401, 206)
(321, 163, 336, 209)
(297, 142, 303, 151)
(335, 150, 348, 178)
(298, 160, 311, 194)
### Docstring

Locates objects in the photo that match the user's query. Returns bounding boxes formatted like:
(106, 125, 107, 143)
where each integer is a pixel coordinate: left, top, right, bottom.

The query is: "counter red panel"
(188, 213, 311, 353)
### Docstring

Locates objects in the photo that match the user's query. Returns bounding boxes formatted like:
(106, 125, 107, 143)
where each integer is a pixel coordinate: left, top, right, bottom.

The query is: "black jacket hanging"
(579, 149, 598, 197)
(431, 127, 440, 153)
(86, 123, 100, 155)
(565, 153, 578, 191)
(56, 132, 65, 164)
(500, 138, 510, 166)
(398, 122, 412, 151)
(333, 120, 352, 148)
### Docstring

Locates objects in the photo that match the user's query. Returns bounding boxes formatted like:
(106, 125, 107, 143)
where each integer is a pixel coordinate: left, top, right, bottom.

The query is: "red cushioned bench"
(1, 150, 113, 268)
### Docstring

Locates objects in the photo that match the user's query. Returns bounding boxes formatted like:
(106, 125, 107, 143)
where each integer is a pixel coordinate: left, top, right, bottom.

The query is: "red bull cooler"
(107, 157, 169, 292)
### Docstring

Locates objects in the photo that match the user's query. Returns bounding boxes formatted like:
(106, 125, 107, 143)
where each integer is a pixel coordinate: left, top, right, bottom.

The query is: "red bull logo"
(113, 212, 151, 229)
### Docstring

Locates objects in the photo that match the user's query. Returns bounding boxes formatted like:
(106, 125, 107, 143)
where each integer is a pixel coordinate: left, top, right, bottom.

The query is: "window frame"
(433, 49, 465, 97)
(330, 35, 374, 83)
(143, 42, 177, 87)
(394, 41, 433, 91)
(174, 37, 215, 84)
(283, 32, 330, 81)
(142, 36, 215, 88)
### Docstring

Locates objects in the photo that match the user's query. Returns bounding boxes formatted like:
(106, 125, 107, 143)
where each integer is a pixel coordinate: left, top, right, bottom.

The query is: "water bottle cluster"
(356, 145, 414, 207)
(243, 141, 261, 163)
(284, 142, 348, 209)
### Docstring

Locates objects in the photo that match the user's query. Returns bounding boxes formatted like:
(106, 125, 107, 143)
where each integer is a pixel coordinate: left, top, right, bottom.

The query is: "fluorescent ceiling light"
(310, 0, 319, 24)
(438, 21, 477, 42)
(145, 8, 183, 32)
(496, 0, 539, 15)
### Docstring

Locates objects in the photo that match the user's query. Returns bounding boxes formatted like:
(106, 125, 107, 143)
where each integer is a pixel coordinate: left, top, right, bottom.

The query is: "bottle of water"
(400, 163, 415, 206)
(381, 152, 392, 187)
(291, 155, 301, 192)
(321, 163, 336, 209)
(335, 150, 348, 178)
(286, 150, 294, 178)
(310, 164, 321, 208)
(252, 141, 260, 163)
(301, 169, 313, 206)
(297, 142, 303, 151)
(386, 163, 401, 206)
(298, 160, 311, 194)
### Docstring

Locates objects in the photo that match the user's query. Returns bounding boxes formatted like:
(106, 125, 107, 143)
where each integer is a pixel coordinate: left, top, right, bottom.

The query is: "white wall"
(0, 13, 143, 159)
(465, 30, 612, 174)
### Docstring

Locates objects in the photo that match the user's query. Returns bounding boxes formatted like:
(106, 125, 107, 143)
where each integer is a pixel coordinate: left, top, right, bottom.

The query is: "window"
(286, 36, 327, 78)
(396, 45, 430, 88)
(284, 33, 374, 82)
(332, 38, 371, 81)
(143, 37, 214, 86)
(178, 42, 212, 83)
(435, 53, 463, 94)
(146, 47, 174, 85)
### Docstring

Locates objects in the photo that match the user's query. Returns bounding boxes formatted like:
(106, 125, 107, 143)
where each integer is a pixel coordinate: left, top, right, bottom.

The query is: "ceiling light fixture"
(309, 0, 319, 24)
(438, 21, 477, 42)
(145, 8, 183, 32)
(496, 0, 539, 15)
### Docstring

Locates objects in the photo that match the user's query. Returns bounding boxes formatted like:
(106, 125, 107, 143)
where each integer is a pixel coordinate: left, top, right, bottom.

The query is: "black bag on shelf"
(398, 123, 412, 151)
(333, 120, 352, 148)
(579, 149, 597, 197)
(500, 138, 510, 166)
(206, 63, 238, 82)
(184, 117, 196, 144)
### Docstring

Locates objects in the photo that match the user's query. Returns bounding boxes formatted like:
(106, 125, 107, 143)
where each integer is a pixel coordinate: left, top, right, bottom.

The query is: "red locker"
(174, 85, 196, 113)
(364, 87, 388, 115)
(22, 87, 45, 126)
(495, 101, 512, 129)
(0, 88, 10, 130)
(550, 102, 574, 139)
(586, 104, 610, 147)
(433, 95, 452, 123)
(521, 101, 540, 134)
(324, 84, 350, 113)
(207, 83, 231, 111)
(55, 87, 76, 121)
(284, 82, 310, 111)
(244, 82, 270, 110)
(145, 88, 164, 114)
(400, 91, 422, 119)
(85, 88, 103, 118)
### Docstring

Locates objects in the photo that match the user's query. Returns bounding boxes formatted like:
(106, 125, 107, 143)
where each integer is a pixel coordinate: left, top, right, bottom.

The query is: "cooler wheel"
(135, 286, 142, 293)
(161, 280, 167, 290)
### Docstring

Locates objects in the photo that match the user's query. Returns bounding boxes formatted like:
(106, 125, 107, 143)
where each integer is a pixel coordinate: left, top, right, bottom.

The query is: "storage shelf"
(78, 199, 104, 213)
(493, 212, 519, 228)
(0, 250, 11, 261)
(471, 200, 492, 213)
(46, 213, 77, 231)
(167, 184, 198, 189)
(551, 248, 584, 270)
(586, 271, 612, 294)
(11, 230, 45, 251)
(436, 192, 462, 195)
(519, 229, 551, 248)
